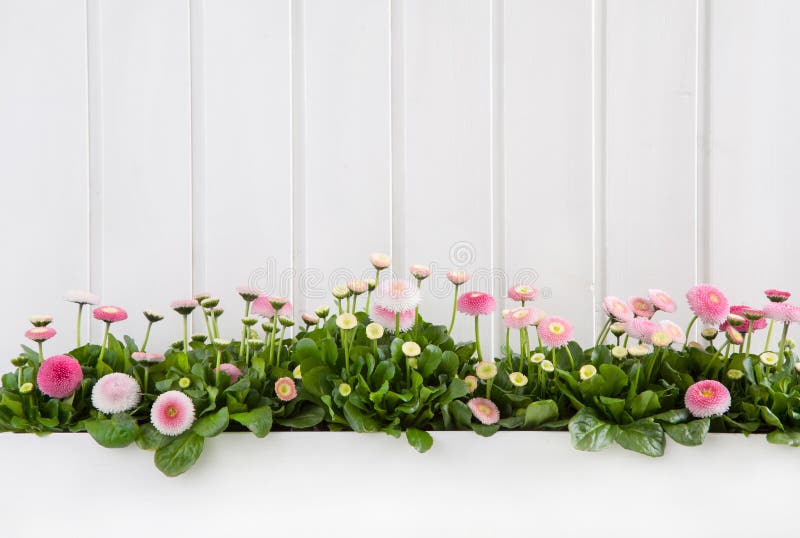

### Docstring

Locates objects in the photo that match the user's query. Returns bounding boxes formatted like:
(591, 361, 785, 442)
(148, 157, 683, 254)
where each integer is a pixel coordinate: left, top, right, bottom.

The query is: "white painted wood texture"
(1, 432, 797, 537)
(1, 0, 799, 361)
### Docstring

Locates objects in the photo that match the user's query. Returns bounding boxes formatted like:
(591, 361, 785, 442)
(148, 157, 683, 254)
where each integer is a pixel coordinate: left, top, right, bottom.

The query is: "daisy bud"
(315, 306, 330, 318)
(787, 338, 796, 350)
(701, 327, 718, 341)
(347, 279, 368, 295)
(741, 308, 765, 321)
(170, 299, 199, 316)
(579, 364, 597, 380)
(261, 322, 271, 332)
(268, 296, 289, 311)
(191, 333, 208, 343)
(530, 352, 545, 364)
(11, 357, 27, 367)
(336, 313, 358, 331)
(200, 297, 220, 308)
(144, 310, 165, 323)
(409, 264, 432, 281)
(407, 357, 418, 369)
(540, 359, 555, 373)
(464, 375, 478, 393)
(370, 253, 392, 270)
(178, 377, 191, 389)
(293, 365, 302, 379)
(278, 316, 295, 328)
(726, 314, 746, 328)
(193, 292, 210, 303)
(611, 345, 628, 359)
(365, 279, 377, 291)
(248, 339, 264, 350)
(338, 383, 352, 397)
(687, 341, 705, 350)
(29, 315, 53, 327)
(401, 341, 421, 357)
(20, 382, 33, 394)
(447, 270, 469, 286)
(725, 326, 744, 346)
(765, 289, 791, 303)
(726, 369, 745, 380)
(475, 361, 498, 380)
(365, 322, 384, 340)
(171, 340, 183, 350)
(237, 286, 260, 302)
(509, 372, 528, 387)
(609, 322, 627, 337)
(211, 306, 224, 318)
(242, 316, 258, 327)
(760, 352, 780, 367)
(301, 313, 320, 327)
(213, 338, 231, 348)
(332, 285, 350, 300)
(628, 344, 650, 357)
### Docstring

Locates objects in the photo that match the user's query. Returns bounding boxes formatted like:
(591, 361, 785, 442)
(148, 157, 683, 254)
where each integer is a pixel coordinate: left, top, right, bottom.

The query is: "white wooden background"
(1, 0, 799, 362)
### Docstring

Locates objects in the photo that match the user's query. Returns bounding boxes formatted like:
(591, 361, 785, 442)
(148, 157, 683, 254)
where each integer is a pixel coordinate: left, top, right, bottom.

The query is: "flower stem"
(202, 309, 212, 339)
(37, 342, 44, 364)
(351, 295, 358, 314)
(745, 323, 754, 355)
(336, 299, 343, 315)
(97, 321, 110, 368)
(486, 378, 493, 400)
(778, 321, 790, 365)
(76, 303, 84, 348)
(764, 320, 775, 352)
(182, 314, 189, 354)
(595, 318, 612, 347)
(683, 315, 698, 348)
(505, 328, 511, 363)
(268, 315, 279, 366)
(215, 348, 222, 385)
(143, 366, 150, 394)
(395, 312, 400, 335)
(565, 344, 575, 370)
(239, 301, 251, 357)
(141, 321, 152, 352)
(447, 285, 460, 336)
(344, 330, 351, 375)
(276, 325, 286, 365)
(474, 315, 483, 361)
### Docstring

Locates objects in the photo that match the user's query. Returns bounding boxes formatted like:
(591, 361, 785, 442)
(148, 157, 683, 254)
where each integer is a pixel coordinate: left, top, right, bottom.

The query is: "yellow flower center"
(709, 293, 719, 304)
(700, 389, 713, 398)
(478, 405, 490, 415)
(167, 407, 178, 417)
(550, 323, 563, 334)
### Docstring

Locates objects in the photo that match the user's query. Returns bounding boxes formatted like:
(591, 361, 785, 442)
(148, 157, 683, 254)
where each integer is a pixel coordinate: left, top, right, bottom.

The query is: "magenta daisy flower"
(93, 306, 128, 323)
(629, 296, 655, 318)
(686, 284, 729, 325)
(36, 355, 83, 399)
(467, 397, 500, 425)
(719, 305, 768, 333)
(151, 391, 195, 436)
(602, 296, 634, 322)
(457, 292, 497, 317)
(251, 295, 293, 318)
(374, 279, 421, 313)
(274, 377, 297, 402)
(508, 284, 538, 303)
(370, 304, 415, 332)
(25, 326, 56, 343)
(537, 316, 573, 348)
(765, 289, 791, 303)
(216, 363, 243, 383)
(647, 289, 676, 313)
(503, 307, 536, 329)
(684, 380, 731, 418)
(91, 373, 141, 414)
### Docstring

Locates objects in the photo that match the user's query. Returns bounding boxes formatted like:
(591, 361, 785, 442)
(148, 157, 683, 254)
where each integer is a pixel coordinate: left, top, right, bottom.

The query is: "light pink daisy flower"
(467, 397, 500, 425)
(347, 279, 369, 294)
(374, 279, 421, 313)
(725, 325, 744, 346)
(25, 326, 56, 343)
(409, 264, 432, 280)
(762, 302, 800, 323)
(170, 299, 199, 315)
(684, 380, 731, 418)
(65, 290, 100, 305)
(648, 289, 676, 313)
(508, 284, 538, 302)
(537, 316, 573, 348)
(131, 351, 165, 363)
(464, 375, 478, 393)
(629, 296, 655, 318)
(447, 270, 469, 285)
(660, 320, 684, 343)
(93, 306, 128, 323)
(370, 253, 392, 270)
(301, 313, 320, 326)
(274, 377, 297, 402)
(719, 305, 768, 333)
(36, 355, 83, 399)
(529, 308, 547, 326)
(151, 391, 195, 436)
(29, 315, 53, 327)
(236, 286, 261, 302)
(602, 296, 634, 322)
(251, 295, 293, 318)
(686, 284, 729, 325)
(765, 289, 791, 303)
(503, 307, 536, 329)
(91, 373, 141, 414)
(216, 363, 243, 383)
(457, 292, 497, 317)
(370, 305, 415, 332)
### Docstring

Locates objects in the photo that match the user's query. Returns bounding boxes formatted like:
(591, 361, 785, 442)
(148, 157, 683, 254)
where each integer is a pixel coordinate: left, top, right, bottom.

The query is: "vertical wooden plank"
(709, 0, 800, 345)
(303, 0, 392, 303)
(605, 0, 698, 329)
(0, 0, 89, 359)
(201, 0, 292, 337)
(402, 0, 493, 345)
(503, 0, 595, 343)
(98, 0, 192, 349)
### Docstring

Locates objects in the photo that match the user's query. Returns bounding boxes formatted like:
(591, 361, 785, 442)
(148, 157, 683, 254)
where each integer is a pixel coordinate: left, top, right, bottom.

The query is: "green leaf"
(449, 400, 472, 429)
(85, 413, 138, 448)
(406, 428, 433, 453)
(524, 400, 559, 428)
(154, 431, 205, 477)
(343, 400, 381, 433)
(136, 423, 171, 450)
(760, 406, 784, 430)
(471, 423, 500, 437)
(275, 406, 325, 429)
(663, 419, 709, 446)
(230, 406, 273, 438)
(294, 338, 321, 363)
(597, 363, 628, 394)
(616, 419, 665, 457)
(568, 408, 618, 451)
(438, 378, 469, 406)
(418, 345, 443, 378)
(630, 390, 661, 420)
(767, 428, 800, 447)
(652, 408, 690, 424)
(192, 407, 229, 438)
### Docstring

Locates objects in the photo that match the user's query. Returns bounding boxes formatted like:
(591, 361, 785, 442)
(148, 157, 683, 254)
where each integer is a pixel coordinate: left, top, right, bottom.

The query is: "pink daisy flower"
(467, 397, 500, 425)
(503, 307, 536, 329)
(602, 296, 634, 322)
(274, 377, 297, 402)
(301, 313, 320, 326)
(686, 284, 729, 325)
(216, 363, 243, 383)
(25, 326, 56, 343)
(131, 352, 165, 363)
(93, 306, 128, 323)
(647, 289, 676, 313)
(170, 299, 199, 315)
(347, 279, 369, 294)
(725, 325, 744, 346)
(660, 320, 684, 343)
(457, 292, 497, 317)
(537, 316, 573, 348)
(151, 390, 195, 436)
(370, 253, 391, 270)
(719, 305, 768, 333)
(447, 270, 469, 285)
(765, 289, 791, 303)
(763, 302, 800, 323)
(91, 373, 141, 414)
(508, 284, 538, 302)
(625, 318, 660, 342)
(36, 355, 83, 399)
(629, 296, 655, 318)
(251, 295, 293, 318)
(684, 380, 731, 418)
(409, 264, 432, 280)
(370, 304, 415, 332)
(374, 279, 421, 313)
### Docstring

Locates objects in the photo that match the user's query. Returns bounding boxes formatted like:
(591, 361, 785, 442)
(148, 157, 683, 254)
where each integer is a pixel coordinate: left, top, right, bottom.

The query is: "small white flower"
(579, 364, 597, 381)
(401, 341, 421, 357)
(530, 352, 545, 364)
(611, 345, 628, 359)
(65, 290, 100, 305)
(336, 313, 358, 331)
(509, 372, 528, 387)
(760, 352, 780, 367)
(540, 359, 555, 372)
(628, 344, 650, 357)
